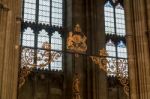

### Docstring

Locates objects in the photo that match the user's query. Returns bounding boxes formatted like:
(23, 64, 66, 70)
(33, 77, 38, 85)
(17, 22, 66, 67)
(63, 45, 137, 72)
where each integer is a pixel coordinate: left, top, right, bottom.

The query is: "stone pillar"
(0, 3, 9, 97)
(92, 0, 108, 98)
(125, 0, 150, 99)
(0, 0, 21, 99)
(124, 0, 139, 99)
(146, 0, 150, 55)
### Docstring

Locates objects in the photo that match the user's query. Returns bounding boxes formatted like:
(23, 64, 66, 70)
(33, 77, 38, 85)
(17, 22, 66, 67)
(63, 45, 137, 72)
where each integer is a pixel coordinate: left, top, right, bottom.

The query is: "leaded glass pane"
(106, 40, 116, 57)
(104, 1, 115, 34)
(38, 29, 49, 48)
(118, 59, 128, 77)
(51, 31, 62, 70)
(52, 0, 63, 26)
(22, 27, 35, 47)
(115, 4, 126, 36)
(117, 41, 127, 58)
(107, 58, 117, 76)
(51, 31, 62, 50)
(24, 0, 36, 22)
(106, 40, 117, 76)
(38, 0, 50, 24)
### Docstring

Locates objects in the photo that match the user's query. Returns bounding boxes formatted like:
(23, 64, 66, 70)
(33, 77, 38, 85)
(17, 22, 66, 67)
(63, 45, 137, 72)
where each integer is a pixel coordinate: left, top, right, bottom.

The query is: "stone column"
(93, 0, 108, 98)
(0, 3, 9, 97)
(124, 0, 139, 99)
(125, 0, 150, 99)
(146, 0, 150, 56)
(0, 0, 21, 99)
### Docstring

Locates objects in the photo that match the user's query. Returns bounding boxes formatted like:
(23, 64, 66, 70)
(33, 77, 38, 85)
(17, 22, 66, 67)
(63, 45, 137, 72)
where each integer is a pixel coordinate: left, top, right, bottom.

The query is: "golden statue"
(72, 73, 80, 99)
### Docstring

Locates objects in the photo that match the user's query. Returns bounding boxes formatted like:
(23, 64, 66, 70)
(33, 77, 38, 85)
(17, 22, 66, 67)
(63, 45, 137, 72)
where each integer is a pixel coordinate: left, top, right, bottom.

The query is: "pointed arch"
(106, 40, 116, 57)
(104, 1, 115, 35)
(51, 31, 62, 50)
(117, 41, 127, 58)
(51, 31, 62, 70)
(115, 3, 126, 36)
(38, 29, 49, 48)
(22, 27, 35, 47)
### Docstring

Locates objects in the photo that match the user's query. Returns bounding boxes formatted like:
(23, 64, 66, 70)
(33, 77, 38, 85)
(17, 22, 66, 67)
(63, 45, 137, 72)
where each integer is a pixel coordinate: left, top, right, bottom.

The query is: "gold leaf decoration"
(67, 24, 87, 54)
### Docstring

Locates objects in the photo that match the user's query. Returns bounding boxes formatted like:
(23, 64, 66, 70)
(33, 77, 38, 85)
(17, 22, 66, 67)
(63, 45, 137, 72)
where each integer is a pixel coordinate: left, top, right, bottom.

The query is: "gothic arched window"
(117, 41, 127, 58)
(22, 27, 35, 47)
(21, 0, 64, 70)
(104, 0, 128, 77)
(115, 4, 125, 36)
(104, 1, 115, 35)
(51, 31, 62, 70)
(106, 40, 117, 76)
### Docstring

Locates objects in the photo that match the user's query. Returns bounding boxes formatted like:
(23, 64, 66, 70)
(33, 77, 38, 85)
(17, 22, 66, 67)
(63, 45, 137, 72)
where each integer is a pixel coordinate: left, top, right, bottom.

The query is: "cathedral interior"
(0, 0, 150, 99)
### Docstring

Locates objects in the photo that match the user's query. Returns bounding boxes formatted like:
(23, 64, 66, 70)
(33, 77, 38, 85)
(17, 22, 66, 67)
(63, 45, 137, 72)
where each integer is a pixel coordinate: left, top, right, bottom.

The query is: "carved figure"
(72, 73, 80, 99)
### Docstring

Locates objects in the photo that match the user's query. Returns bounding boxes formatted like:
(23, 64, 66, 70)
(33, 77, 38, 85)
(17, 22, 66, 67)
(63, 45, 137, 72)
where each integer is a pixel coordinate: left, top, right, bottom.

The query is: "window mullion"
(35, 0, 39, 23)
(22, 0, 25, 21)
(50, 0, 52, 25)
(49, 33, 52, 70)
(62, 0, 65, 27)
(34, 30, 39, 66)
